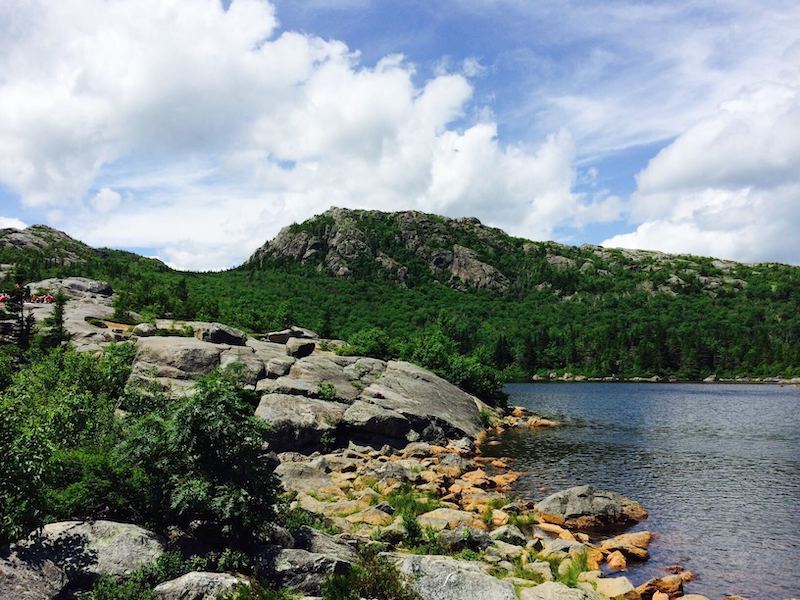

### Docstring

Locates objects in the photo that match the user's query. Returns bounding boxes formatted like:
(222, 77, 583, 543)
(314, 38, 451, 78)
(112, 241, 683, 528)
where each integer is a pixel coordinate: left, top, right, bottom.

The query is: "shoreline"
(272, 406, 713, 599)
(520, 375, 800, 385)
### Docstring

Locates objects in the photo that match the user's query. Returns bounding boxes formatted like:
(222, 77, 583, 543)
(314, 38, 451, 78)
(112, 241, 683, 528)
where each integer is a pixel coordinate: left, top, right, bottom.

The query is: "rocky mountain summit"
(245, 207, 759, 297)
(0, 225, 97, 267)
(247, 207, 513, 291)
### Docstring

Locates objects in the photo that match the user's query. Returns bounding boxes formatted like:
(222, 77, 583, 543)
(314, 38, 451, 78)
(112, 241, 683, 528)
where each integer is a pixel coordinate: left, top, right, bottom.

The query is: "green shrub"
(337, 327, 395, 360)
(0, 346, 136, 542)
(386, 484, 439, 518)
(115, 370, 280, 546)
(221, 585, 300, 600)
(86, 552, 209, 600)
(558, 551, 589, 588)
(316, 382, 339, 402)
(321, 546, 419, 600)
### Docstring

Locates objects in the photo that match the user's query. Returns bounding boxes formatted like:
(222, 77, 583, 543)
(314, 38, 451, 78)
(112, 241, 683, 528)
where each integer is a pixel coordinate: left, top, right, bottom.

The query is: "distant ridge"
(245, 207, 756, 297)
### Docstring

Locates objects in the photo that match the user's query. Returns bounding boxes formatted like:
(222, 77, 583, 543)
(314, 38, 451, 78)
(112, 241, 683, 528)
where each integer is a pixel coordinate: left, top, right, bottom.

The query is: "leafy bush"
(0, 345, 136, 542)
(0, 393, 51, 542)
(337, 327, 396, 361)
(321, 546, 419, 600)
(316, 382, 339, 402)
(116, 370, 280, 546)
(86, 552, 209, 600)
(404, 326, 507, 406)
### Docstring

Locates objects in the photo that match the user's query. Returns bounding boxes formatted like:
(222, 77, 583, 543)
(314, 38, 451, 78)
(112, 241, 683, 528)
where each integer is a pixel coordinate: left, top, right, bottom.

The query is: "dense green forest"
(3, 211, 800, 383)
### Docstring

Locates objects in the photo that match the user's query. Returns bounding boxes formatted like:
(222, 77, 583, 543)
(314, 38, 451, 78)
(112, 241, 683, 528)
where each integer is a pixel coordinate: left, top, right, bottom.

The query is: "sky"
(0, 0, 799, 270)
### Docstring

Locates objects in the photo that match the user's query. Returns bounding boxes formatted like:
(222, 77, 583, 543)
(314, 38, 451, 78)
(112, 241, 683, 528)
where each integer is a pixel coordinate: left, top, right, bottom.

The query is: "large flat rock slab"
(131, 336, 227, 380)
(255, 394, 348, 451)
(362, 361, 482, 438)
(389, 554, 517, 600)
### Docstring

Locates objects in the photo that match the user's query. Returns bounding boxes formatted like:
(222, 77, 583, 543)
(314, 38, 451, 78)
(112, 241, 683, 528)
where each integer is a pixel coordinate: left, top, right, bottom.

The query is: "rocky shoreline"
(0, 411, 724, 600)
(0, 278, 748, 599)
(530, 373, 800, 385)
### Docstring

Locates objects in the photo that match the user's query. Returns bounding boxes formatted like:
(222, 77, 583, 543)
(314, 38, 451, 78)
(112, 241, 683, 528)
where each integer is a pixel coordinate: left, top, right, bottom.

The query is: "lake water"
(484, 383, 800, 600)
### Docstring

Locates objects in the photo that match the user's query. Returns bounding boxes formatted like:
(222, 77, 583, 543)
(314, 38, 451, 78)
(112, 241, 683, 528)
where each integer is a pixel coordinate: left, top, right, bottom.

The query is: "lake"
(483, 383, 800, 600)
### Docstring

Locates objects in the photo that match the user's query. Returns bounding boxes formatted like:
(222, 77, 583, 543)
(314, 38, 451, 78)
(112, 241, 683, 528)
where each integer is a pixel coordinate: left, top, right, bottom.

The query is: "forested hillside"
(3, 208, 800, 381)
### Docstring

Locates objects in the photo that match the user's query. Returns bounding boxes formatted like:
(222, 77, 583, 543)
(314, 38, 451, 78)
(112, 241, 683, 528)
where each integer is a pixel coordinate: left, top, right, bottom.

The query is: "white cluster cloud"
(604, 81, 800, 263)
(0, 0, 618, 269)
(0, 216, 27, 230)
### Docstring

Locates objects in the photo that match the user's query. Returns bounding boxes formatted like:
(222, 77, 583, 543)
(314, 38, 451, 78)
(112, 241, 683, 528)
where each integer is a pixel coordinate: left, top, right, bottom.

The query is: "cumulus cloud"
(0, 0, 617, 269)
(0, 216, 27, 230)
(89, 188, 122, 213)
(604, 81, 800, 263)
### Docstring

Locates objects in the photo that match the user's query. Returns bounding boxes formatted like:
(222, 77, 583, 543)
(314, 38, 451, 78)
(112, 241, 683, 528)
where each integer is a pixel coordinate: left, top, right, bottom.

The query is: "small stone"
(286, 338, 316, 358)
(522, 560, 554, 582)
(595, 576, 635, 599)
(489, 524, 526, 546)
(606, 550, 628, 572)
(492, 509, 510, 526)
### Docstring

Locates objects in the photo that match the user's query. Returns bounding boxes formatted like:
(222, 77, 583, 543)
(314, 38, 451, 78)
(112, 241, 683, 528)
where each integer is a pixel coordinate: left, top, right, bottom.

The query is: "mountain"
(0, 225, 167, 282)
(3, 209, 800, 381)
(0, 225, 98, 267)
(247, 207, 756, 298)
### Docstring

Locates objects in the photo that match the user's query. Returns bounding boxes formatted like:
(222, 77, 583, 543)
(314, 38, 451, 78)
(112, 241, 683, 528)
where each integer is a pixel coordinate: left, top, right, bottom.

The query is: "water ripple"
(484, 383, 800, 600)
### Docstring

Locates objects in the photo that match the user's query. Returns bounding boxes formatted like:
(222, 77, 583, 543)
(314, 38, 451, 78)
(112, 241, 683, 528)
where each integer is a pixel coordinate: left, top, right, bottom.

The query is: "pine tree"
(43, 291, 69, 347)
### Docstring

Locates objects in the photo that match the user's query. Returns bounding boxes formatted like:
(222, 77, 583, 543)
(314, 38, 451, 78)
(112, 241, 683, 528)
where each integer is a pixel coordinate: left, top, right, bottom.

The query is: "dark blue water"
(486, 383, 800, 600)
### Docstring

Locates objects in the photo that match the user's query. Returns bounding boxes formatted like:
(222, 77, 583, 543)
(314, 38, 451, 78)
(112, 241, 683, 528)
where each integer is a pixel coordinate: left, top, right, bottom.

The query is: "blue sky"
(1, 0, 799, 269)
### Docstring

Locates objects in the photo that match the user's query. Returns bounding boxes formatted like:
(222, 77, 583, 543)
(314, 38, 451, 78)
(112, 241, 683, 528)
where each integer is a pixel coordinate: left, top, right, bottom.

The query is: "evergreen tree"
(42, 291, 70, 348)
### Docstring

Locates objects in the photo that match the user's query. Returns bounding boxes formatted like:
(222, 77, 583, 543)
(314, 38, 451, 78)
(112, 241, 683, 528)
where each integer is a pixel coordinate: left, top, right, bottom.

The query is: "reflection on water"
(483, 383, 800, 599)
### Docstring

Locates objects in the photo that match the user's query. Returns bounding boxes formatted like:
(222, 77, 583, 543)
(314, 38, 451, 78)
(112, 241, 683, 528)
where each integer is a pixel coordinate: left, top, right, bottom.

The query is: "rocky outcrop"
(0, 520, 165, 598)
(519, 582, 604, 599)
(246, 208, 512, 292)
(29, 277, 113, 299)
(252, 356, 483, 450)
(255, 394, 347, 451)
(266, 326, 318, 344)
(31, 520, 165, 580)
(363, 361, 483, 439)
(0, 225, 96, 266)
(196, 323, 247, 346)
(390, 554, 518, 600)
(450, 244, 509, 291)
(130, 336, 228, 392)
(0, 553, 67, 600)
(270, 548, 353, 595)
(153, 571, 248, 599)
(535, 485, 648, 531)
(286, 337, 315, 358)
(23, 288, 117, 353)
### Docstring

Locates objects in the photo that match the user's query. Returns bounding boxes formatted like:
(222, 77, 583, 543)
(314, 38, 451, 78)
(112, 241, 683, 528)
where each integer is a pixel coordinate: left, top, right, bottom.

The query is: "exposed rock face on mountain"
(0, 225, 98, 266)
(247, 207, 514, 291)
(29, 277, 114, 299)
(244, 207, 762, 297)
